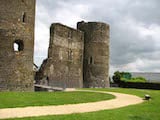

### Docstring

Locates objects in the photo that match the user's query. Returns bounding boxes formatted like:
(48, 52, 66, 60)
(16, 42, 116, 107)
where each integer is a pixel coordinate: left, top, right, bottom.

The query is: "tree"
(112, 71, 121, 83)
(121, 72, 132, 79)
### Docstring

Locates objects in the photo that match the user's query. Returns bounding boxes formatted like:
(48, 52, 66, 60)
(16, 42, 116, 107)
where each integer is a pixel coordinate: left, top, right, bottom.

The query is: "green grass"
(0, 91, 114, 109)
(4, 88, 160, 120)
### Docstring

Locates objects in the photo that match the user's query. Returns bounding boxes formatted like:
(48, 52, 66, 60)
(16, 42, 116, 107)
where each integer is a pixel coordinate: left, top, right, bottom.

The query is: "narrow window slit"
(68, 49, 73, 60)
(88, 56, 94, 64)
(22, 12, 26, 23)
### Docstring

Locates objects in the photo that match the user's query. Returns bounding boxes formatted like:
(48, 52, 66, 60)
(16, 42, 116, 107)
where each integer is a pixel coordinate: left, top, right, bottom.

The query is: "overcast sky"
(34, 0, 160, 74)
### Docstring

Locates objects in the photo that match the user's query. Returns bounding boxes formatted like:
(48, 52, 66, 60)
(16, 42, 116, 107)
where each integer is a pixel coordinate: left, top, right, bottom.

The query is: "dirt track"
(0, 90, 144, 119)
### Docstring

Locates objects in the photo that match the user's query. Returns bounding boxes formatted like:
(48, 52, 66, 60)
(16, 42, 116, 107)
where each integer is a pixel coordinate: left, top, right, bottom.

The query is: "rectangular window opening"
(22, 12, 26, 23)
(88, 56, 94, 65)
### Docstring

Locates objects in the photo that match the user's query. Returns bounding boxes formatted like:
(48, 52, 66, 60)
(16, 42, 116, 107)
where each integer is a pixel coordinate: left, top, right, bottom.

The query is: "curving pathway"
(0, 90, 144, 119)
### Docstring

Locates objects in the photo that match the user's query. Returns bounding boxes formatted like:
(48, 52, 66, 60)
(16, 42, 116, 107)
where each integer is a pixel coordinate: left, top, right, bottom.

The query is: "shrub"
(112, 71, 147, 83)
(121, 77, 146, 83)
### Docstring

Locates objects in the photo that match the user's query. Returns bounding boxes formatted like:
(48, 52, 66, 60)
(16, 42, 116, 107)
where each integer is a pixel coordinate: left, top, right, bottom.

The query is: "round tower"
(77, 21, 110, 88)
(0, 0, 36, 91)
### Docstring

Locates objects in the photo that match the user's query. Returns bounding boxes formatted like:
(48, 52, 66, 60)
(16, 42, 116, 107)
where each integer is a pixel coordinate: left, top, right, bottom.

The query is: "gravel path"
(0, 90, 144, 119)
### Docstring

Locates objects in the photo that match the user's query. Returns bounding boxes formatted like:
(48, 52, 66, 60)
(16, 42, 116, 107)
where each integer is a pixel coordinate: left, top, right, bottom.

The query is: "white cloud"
(34, 0, 160, 75)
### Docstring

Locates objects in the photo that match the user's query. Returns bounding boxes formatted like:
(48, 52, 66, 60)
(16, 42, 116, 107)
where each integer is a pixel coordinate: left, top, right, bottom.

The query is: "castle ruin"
(0, 0, 36, 91)
(0, 0, 110, 91)
(36, 21, 110, 88)
(78, 22, 110, 88)
(36, 23, 84, 88)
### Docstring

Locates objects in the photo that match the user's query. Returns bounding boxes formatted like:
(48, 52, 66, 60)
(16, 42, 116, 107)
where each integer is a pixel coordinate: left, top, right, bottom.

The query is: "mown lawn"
(4, 88, 160, 120)
(0, 91, 114, 109)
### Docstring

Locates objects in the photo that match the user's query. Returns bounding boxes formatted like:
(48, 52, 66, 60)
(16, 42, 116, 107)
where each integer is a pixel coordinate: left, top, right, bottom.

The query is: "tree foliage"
(112, 71, 121, 83)
(112, 71, 147, 83)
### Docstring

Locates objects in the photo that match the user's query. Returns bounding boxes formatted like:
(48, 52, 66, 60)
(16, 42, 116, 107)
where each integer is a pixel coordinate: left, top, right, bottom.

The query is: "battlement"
(77, 21, 109, 28)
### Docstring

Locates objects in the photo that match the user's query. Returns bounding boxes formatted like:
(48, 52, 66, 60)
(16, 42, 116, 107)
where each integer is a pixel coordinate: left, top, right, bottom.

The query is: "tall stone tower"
(0, 0, 36, 91)
(77, 21, 110, 88)
(36, 23, 84, 88)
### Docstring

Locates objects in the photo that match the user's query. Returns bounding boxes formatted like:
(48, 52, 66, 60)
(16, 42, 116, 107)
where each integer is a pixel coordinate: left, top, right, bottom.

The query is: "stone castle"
(0, 0, 110, 91)
(0, 0, 36, 91)
(36, 22, 110, 88)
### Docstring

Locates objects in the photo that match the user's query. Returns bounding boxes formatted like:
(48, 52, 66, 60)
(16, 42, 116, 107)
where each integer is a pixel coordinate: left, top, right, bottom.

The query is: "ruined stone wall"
(77, 21, 110, 88)
(0, 0, 36, 91)
(37, 23, 84, 88)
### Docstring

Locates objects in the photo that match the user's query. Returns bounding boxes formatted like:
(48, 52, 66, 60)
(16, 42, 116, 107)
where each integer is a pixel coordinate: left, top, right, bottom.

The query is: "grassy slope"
(5, 88, 160, 120)
(0, 91, 114, 109)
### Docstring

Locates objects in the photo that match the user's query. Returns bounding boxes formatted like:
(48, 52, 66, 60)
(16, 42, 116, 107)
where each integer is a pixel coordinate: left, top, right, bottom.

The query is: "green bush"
(112, 71, 147, 83)
(121, 77, 146, 83)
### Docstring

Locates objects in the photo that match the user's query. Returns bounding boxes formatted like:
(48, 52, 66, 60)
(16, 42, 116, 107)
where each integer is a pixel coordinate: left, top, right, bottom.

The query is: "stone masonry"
(0, 0, 109, 90)
(36, 21, 110, 88)
(77, 21, 110, 88)
(0, 0, 36, 91)
(36, 23, 84, 88)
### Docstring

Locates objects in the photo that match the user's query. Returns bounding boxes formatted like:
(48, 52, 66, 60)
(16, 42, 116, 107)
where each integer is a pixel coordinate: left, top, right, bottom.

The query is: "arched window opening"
(13, 40, 24, 52)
